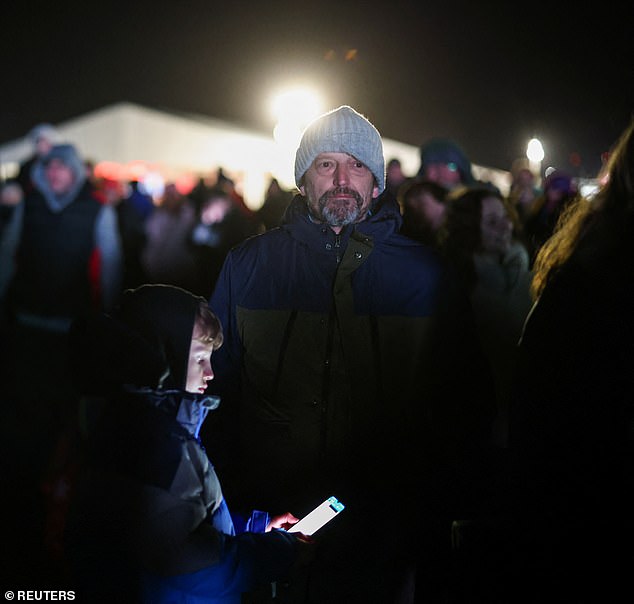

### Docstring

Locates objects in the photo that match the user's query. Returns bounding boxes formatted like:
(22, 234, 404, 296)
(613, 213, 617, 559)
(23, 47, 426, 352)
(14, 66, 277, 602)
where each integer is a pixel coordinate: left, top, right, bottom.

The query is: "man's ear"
(299, 185, 306, 196)
(372, 184, 380, 199)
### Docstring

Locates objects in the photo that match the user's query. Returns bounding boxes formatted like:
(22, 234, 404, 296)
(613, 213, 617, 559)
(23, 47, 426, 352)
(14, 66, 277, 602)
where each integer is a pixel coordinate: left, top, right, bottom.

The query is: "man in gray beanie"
(294, 105, 384, 231)
(205, 106, 495, 603)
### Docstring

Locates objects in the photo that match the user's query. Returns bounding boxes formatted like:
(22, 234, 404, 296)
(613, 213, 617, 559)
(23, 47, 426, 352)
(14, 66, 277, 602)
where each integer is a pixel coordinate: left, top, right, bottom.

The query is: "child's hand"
(266, 511, 300, 532)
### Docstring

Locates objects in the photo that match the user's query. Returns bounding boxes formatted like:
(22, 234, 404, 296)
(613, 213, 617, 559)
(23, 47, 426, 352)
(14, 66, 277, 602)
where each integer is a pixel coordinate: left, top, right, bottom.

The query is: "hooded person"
(416, 137, 476, 190)
(205, 105, 495, 602)
(1, 143, 123, 323)
(65, 284, 310, 604)
(15, 122, 63, 193)
(0, 143, 124, 586)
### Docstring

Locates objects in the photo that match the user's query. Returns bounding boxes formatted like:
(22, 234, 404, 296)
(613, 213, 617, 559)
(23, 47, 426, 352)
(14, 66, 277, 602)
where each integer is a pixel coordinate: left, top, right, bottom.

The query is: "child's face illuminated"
(185, 320, 215, 394)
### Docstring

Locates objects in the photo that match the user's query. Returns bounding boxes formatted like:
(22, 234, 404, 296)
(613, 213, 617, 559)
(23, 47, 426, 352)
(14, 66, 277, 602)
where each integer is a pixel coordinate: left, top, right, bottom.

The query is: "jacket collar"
(282, 194, 402, 250)
(124, 386, 220, 439)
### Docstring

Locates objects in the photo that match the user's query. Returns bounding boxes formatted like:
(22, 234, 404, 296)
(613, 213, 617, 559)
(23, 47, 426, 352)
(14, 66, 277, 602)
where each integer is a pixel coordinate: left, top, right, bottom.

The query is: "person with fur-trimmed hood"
(0, 142, 124, 585)
(15, 122, 63, 194)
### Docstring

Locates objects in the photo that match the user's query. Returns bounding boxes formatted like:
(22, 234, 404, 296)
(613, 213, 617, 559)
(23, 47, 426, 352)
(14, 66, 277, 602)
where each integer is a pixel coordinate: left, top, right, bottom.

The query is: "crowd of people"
(0, 108, 631, 603)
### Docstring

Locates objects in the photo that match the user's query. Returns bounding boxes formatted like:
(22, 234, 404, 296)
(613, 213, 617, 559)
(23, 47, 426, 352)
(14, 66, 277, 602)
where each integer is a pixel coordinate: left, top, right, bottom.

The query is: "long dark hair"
(440, 185, 518, 292)
(532, 118, 634, 299)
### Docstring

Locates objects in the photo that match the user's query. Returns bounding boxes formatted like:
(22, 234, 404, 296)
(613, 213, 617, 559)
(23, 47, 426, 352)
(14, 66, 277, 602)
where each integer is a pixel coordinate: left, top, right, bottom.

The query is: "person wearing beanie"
(416, 137, 476, 190)
(0, 142, 124, 585)
(205, 105, 495, 602)
(64, 284, 313, 603)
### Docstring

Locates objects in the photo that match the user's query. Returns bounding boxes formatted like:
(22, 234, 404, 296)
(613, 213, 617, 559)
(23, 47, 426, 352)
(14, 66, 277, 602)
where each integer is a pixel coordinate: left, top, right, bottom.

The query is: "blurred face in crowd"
(405, 190, 446, 231)
(45, 159, 75, 195)
(387, 160, 406, 186)
(185, 318, 215, 394)
(480, 196, 513, 256)
(515, 168, 534, 188)
(422, 162, 463, 190)
(161, 183, 183, 212)
(300, 152, 379, 233)
(545, 181, 570, 204)
(0, 183, 24, 206)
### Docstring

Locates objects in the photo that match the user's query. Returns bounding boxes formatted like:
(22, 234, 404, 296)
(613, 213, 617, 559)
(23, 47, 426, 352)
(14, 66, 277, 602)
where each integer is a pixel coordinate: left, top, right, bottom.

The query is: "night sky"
(3, 1, 632, 176)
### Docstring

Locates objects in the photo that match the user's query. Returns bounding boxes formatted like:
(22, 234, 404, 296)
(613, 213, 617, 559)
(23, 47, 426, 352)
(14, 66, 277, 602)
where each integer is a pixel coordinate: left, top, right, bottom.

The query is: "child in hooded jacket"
(65, 284, 312, 604)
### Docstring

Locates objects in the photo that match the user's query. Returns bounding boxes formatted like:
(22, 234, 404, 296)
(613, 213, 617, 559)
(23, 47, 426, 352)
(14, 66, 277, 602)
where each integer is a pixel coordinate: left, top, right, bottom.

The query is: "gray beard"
(318, 187, 365, 226)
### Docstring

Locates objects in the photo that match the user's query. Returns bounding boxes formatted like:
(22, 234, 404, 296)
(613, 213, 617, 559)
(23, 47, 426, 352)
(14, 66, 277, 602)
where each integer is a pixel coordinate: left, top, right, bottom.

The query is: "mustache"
(322, 187, 363, 203)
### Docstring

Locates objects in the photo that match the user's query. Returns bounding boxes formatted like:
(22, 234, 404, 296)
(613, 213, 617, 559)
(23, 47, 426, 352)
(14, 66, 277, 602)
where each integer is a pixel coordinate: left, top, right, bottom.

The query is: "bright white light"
(526, 138, 545, 162)
(273, 121, 303, 148)
(270, 87, 323, 128)
(142, 171, 165, 201)
(580, 182, 600, 199)
(269, 87, 324, 188)
(544, 166, 557, 178)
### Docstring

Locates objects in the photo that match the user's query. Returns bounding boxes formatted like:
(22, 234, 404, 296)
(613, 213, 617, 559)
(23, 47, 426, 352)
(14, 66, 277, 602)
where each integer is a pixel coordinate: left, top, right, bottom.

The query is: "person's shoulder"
(371, 233, 449, 295)
(383, 230, 446, 266)
(232, 226, 288, 251)
(219, 228, 283, 270)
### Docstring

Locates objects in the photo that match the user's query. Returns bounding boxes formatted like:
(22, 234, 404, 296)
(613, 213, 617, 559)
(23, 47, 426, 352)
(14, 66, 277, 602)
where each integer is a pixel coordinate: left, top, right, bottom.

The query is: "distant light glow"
(269, 86, 324, 188)
(526, 138, 545, 162)
(142, 171, 165, 200)
(0, 161, 19, 181)
(127, 160, 149, 181)
(579, 182, 600, 199)
(273, 121, 303, 148)
(94, 161, 124, 181)
(270, 87, 323, 126)
(174, 172, 196, 195)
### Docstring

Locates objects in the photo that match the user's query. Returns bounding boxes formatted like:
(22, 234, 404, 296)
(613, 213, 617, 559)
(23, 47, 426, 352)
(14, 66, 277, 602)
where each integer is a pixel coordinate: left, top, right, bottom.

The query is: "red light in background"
(174, 173, 196, 195)
(126, 160, 149, 181)
(93, 161, 124, 181)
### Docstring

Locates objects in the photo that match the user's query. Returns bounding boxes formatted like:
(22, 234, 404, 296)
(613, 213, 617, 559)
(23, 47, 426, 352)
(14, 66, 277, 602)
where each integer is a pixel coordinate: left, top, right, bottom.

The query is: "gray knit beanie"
(294, 105, 385, 193)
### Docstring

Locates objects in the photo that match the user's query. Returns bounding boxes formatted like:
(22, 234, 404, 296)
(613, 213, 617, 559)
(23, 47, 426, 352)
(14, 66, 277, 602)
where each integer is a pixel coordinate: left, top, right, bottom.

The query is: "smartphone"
(287, 496, 345, 536)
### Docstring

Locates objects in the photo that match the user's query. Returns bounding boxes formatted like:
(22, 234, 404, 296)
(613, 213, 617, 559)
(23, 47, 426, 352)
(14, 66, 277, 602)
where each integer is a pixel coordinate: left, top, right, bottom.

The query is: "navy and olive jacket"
(207, 195, 495, 517)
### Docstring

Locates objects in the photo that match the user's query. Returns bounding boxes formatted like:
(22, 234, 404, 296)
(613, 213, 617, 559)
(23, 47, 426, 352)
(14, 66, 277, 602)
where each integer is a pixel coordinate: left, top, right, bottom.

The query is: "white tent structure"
(0, 102, 509, 208)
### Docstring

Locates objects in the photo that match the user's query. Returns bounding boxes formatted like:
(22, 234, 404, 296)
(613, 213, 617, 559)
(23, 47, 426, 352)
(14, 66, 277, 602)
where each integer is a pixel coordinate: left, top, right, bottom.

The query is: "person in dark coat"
(66, 284, 312, 604)
(523, 169, 578, 264)
(0, 142, 123, 585)
(205, 105, 496, 603)
(190, 187, 259, 298)
(502, 119, 634, 602)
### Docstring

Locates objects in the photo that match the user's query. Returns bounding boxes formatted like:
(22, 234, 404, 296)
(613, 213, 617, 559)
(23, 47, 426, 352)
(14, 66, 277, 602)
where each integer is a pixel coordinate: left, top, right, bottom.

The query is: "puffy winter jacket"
(206, 196, 495, 518)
